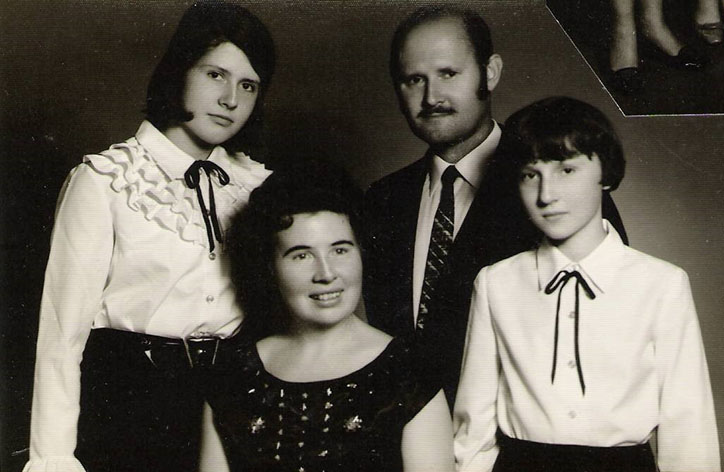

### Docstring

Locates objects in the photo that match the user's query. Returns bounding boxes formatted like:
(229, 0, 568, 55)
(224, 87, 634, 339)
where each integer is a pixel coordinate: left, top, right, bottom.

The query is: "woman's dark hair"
(145, 0, 275, 155)
(389, 5, 493, 99)
(500, 96, 626, 191)
(227, 159, 365, 340)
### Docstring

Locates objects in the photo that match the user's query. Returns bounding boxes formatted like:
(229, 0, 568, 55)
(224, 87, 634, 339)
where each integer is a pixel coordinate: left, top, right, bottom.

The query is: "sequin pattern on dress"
(208, 336, 440, 472)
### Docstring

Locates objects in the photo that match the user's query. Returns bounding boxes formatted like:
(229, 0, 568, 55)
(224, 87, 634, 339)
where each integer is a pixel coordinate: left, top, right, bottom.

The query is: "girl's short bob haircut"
(500, 96, 626, 191)
(227, 159, 365, 340)
(145, 0, 275, 154)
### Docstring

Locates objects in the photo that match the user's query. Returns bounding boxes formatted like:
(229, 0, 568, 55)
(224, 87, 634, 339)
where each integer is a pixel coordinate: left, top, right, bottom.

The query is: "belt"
(91, 328, 239, 370)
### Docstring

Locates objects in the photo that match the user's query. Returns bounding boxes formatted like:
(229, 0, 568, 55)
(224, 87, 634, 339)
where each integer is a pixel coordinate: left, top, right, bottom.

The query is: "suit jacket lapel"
(395, 158, 428, 331)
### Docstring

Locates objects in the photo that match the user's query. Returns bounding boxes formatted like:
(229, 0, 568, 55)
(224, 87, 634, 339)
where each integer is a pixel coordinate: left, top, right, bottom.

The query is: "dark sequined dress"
(208, 336, 441, 472)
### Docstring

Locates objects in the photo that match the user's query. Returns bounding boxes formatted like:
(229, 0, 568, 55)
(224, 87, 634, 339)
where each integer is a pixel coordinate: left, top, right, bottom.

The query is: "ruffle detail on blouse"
(83, 138, 271, 248)
(215, 152, 272, 232)
(23, 456, 87, 472)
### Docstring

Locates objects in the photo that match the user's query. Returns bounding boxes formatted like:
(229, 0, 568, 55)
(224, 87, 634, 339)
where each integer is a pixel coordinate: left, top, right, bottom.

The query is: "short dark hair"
(389, 5, 493, 99)
(227, 159, 364, 340)
(145, 0, 275, 155)
(500, 96, 626, 191)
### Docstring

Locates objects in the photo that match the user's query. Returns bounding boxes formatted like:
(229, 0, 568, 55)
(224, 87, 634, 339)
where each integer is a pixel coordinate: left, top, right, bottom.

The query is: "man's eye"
(334, 247, 349, 255)
(442, 71, 457, 78)
(520, 172, 537, 181)
(562, 167, 575, 174)
(292, 252, 309, 261)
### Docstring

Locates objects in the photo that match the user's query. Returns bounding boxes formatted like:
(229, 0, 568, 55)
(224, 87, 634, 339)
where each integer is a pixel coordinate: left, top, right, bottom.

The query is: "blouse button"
(568, 360, 576, 369)
(206, 295, 215, 303)
(568, 311, 575, 319)
(568, 410, 577, 419)
(209, 252, 217, 261)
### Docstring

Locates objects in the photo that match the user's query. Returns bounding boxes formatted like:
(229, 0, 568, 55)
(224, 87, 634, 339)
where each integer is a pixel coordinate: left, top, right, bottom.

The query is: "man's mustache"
(418, 105, 455, 118)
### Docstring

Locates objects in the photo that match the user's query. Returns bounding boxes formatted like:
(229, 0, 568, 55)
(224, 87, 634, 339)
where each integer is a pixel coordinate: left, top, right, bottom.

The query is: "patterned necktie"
(417, 165, 460, 330)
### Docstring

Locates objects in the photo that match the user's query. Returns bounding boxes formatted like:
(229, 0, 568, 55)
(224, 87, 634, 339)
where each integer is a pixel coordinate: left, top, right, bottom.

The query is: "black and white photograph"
(1, 1, 723, 471)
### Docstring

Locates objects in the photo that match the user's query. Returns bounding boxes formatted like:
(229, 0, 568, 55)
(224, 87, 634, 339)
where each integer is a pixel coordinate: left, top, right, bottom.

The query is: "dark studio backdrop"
(1, 0, 723, 470)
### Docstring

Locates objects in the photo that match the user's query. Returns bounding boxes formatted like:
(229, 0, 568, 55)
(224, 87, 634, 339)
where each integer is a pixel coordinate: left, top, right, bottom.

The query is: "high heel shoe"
(609, 67, 644, 95)
(672, 45, 710, 69)
(694, 22, 724, 45)
(640, 39, 710, 70)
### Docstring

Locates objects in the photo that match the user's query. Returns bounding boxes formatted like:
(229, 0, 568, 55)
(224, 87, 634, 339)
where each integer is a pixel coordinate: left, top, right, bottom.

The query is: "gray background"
(1, 0, 722, 470)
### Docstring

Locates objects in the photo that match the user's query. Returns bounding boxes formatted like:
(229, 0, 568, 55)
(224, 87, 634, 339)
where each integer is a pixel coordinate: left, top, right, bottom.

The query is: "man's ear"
(485, 54, 503, 92)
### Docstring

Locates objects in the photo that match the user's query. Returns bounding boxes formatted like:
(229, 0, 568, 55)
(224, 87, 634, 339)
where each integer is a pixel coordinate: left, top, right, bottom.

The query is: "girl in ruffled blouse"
(24, 2, 275, 471)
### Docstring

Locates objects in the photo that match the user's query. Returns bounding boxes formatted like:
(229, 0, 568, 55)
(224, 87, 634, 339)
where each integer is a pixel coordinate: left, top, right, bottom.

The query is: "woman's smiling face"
(273, 211, 363, 330)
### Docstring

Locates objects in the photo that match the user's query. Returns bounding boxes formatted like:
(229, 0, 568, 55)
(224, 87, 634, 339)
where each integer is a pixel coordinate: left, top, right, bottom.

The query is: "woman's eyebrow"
(282, 245, 311, 257)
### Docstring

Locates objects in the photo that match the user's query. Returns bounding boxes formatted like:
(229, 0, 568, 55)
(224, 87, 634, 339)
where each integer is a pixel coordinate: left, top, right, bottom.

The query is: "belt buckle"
(182, 337, 220, 368)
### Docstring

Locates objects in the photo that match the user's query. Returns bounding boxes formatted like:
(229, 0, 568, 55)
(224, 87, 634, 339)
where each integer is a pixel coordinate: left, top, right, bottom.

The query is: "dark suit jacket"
(363, 150, 626, 407)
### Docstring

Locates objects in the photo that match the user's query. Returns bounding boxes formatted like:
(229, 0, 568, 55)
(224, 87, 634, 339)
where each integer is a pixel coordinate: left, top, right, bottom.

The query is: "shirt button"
(568, 311, 575, 319)
(206, 295, 215, 303)
(208, 252, 217, 261)
(568, 410, 577, 419)
(568, 360, 576, 368)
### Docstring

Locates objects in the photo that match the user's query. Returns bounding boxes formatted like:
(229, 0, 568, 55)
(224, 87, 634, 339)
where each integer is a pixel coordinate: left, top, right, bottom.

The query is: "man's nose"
(423, 79, 442, 107)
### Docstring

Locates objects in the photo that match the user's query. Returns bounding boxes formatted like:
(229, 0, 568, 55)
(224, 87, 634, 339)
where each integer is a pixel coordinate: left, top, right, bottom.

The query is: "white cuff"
(23, 456, 86, 472)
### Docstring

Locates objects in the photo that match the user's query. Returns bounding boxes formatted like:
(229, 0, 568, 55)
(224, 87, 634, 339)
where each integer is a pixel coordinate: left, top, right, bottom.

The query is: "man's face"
(396, 18, 490, 151)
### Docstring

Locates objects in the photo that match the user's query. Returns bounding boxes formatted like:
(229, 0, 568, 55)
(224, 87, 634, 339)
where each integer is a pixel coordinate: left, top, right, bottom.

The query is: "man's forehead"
(404, 16, 469, 47)
(399, 17, 475, 68)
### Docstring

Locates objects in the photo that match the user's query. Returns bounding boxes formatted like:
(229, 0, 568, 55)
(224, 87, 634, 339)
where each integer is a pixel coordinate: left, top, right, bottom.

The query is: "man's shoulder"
(366, 157, 427, 198)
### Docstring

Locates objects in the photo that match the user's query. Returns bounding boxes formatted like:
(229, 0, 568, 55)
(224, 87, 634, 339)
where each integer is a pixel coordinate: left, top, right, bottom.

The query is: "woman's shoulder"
(365, 335, 443, 421)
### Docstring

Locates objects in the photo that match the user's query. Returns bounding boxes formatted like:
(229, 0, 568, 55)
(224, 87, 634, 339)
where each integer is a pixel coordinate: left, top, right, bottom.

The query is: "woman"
(24, 2, 275, 471)
(208, 162, 454, 471)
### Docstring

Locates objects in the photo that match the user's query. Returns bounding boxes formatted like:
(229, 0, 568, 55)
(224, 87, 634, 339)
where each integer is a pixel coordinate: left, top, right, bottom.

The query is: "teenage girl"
(23, 2, 275, 471)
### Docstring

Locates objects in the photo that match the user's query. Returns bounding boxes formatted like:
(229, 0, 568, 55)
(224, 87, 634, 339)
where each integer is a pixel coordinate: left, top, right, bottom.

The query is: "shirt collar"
(428, 120, 501, 194)
(134, 120, 232, 181)
(536, 219, 626, 294)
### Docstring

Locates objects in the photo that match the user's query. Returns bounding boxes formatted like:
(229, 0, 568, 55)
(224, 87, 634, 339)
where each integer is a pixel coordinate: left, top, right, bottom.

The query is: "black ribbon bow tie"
(544, 269, 596, 395)
(184, 160, 230, 253)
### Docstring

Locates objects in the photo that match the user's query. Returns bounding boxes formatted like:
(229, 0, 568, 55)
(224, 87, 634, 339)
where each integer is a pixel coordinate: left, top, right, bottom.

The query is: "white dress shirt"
(412, 122, 501, 322)
(454, 221, 720, 472)
(24, 121, 271, 472)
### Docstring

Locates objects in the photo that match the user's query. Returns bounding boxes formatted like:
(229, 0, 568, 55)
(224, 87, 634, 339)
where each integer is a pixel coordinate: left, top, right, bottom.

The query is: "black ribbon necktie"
(417, 165, 460, 331)
(544, 269, 596, 395)
(184, 160, 230, 253)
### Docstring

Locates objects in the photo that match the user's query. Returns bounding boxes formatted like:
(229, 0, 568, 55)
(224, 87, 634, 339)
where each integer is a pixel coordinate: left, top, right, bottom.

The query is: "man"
(363, 6, 626, 407)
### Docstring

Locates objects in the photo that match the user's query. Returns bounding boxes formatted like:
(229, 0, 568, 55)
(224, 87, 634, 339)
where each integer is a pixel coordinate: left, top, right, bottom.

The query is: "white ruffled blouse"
(24, 121, 271, 472)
